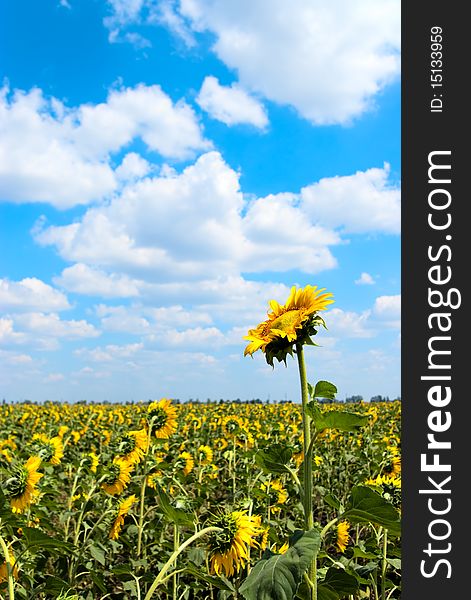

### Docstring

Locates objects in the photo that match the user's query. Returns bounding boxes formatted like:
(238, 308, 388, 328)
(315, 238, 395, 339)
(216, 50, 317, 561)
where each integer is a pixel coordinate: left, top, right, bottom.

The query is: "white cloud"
(116, 152, 151, 182)
(301, 164, 400, 234)
(324, 308, 374, 339)
(196, 76, 268, 128)
(372, 294, 400, 328)
(0, 318, 25, 345)
(0, 277, 70, 311)
(76, 342, 144, 362)
(55, 264, 140, 298)
(14, 312, 100, 340)
(0, 84, 209, 208)
(175, 0, 400, 125)
(34, 151, 346, 280)
(355, 272, 375, 285)
(44, 373, 65, 383)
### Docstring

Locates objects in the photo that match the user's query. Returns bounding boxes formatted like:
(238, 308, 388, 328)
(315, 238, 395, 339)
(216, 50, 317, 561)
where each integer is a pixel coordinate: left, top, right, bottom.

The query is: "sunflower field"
(0, 286, 401, 600)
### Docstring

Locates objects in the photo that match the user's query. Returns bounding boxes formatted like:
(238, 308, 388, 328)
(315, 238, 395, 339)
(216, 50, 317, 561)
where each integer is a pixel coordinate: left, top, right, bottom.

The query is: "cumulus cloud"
(355, 272, 375, 285)
(34, 152, 349, 281)
(0, 84, 209, 208)
(54, 264, 141, 298)
(172, 0, 400, 125)
(13, 312, 100, 340)
(196, 76, 268, 128)
(372, 294, 400, 328)
(0, 277, 70, 311)
(301, 164, 400, 234)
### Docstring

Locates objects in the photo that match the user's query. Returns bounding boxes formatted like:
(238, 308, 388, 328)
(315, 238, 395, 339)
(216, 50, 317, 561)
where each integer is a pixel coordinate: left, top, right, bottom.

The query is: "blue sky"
(0, 0, 401, 403)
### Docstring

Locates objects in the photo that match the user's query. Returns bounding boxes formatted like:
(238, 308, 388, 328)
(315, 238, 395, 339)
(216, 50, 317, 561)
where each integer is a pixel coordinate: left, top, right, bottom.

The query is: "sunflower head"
(147, 399, 178, 439)
(208, 511, 262, 577)
(5, 456, 43, 513)
(336, 520, 350, 553)
(244, 285, 334, 366)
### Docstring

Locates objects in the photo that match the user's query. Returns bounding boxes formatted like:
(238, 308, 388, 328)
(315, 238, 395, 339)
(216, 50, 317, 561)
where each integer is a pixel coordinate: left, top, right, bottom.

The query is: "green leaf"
(319, 567, 359, 598)
(352, 547, 378, 560)
(312, 381, 338, 400)
(342, 487, 401, 536)
(239, 529, 321, 600)
(306, 405, 369, 433)
(22, 527, 75, 554)
(317, 586, 339, 600)
(387, 558, 401, 570)
(184, 567, 235, 592)
(324, 493, 341, 511)
(155, 485, 193, 526)
(255, 444, 293, 475)
(89, 545, 106, 566)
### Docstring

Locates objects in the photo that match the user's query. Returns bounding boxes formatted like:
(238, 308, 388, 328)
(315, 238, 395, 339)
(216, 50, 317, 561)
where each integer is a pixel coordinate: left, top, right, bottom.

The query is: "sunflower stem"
(173, 524, 180, 600)
(137, 422, 154, 559)
(296, 343, 317, 600)
(0, 533, 15, 600)
(143, 526, 222, 600)
(381, 528, 388, 600)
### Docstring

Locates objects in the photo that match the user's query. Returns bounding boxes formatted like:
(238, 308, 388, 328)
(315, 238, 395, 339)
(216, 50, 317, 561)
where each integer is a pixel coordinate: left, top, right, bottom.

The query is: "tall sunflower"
(109, 494, 137, 540)
(244, 285, 334, 365)
(5, 456, 43, 513)
(336, 520, 350, 553)
(208, 511, 262, 577)
(101, 458, 133, 495)
(147, 399, 178, 439)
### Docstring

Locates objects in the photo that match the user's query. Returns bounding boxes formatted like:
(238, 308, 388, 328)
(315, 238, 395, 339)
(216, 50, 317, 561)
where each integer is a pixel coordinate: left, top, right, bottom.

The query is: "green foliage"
(255, 444, 294, 475)
(342, 486, 401, 536)
(239, 529, 321, 600)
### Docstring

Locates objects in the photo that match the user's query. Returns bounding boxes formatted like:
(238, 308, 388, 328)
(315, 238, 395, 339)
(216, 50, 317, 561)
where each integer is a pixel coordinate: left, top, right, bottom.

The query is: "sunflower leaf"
(342, 486, 401, 536)
(306, 405, 369, 433)
(155, 485, 194, 526)
(318, 567, 359, 598)
(255, 444, 293, 474)
(312, 381, 338, 400)
(239, 528, 321, 600)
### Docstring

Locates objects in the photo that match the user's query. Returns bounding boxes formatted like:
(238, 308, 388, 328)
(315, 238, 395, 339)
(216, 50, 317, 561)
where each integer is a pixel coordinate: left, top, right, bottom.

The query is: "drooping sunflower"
(85, 451, 99, 473)
(115, 429, 148, 464)
(147, 399, 178, 439)
(0, 548, 19, 583)
(5, 456, 43, 513)
(336, 520, 350, 553)
(101, 458, 134, 495)
(31, 434, 64, 465)
(109, 494, 137, 540)
(244, 285, 334, 365)
(208, 511, 262, 577)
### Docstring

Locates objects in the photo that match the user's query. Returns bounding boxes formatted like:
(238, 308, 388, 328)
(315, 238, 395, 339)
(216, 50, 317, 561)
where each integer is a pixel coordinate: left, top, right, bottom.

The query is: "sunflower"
(109, 494, 137, 540)
(115, 428, 148, 464)
(5, 456, 43, 513)
(336, 520, 350, 553)
(179, 451, 194, 476)
(31, 434, 64, 465)
(101, 458, 133, 495)
(260, 480, 288, 512)
(147, 399, 178, 439)
(208, 511, 262, 577)
(0, 548, 19, 583)
(86, 451, 99, 473)
(244, 285, 334, 365)
(198, 445, 213, 465)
